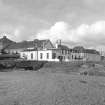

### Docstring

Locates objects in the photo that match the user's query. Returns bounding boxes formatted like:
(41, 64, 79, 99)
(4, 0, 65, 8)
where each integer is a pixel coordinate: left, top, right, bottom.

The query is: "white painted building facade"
(0, 36, 101, 62)
(20, 41, 101, 62)
(20, 47, 101, 62)
(21, 49, 59, 62)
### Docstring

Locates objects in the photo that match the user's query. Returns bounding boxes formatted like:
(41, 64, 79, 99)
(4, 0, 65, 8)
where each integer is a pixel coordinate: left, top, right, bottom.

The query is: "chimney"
(3, 36, 7, 39)
(55, 40, 58, 48)
(55, 40, 61, 49)
(34, 39, 39, 49)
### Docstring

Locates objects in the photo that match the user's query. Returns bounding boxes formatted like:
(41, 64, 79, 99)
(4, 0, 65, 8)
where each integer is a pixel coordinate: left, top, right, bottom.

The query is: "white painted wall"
(20, 50, 59, 61)
(20, 49, 101, 62)
(38, 50, 52, 61)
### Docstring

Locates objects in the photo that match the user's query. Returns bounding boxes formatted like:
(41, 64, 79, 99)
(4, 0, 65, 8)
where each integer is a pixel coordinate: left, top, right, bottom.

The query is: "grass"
(0, 61, 105, 105)
(41, 62, 83, 73)
(0, 70, 105, 105)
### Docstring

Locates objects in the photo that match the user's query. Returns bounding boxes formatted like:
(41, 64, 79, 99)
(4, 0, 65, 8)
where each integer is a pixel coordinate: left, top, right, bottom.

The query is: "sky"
(0, 0, 105, 50)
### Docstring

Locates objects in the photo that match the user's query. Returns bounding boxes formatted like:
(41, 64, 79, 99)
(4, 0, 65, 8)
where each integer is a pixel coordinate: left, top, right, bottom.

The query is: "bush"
(15, 61, 47, 70)
(0, 60, 47, 71)
(0, 60, 16, 70)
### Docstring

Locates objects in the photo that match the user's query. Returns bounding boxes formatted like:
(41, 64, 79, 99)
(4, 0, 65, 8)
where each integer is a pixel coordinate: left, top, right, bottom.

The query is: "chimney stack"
(3, 36, 7, 39)
(55, 39, 61, 49)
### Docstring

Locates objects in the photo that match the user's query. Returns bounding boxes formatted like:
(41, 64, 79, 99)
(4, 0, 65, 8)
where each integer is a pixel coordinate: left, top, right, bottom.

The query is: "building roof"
(73, 46, 100, 54)
(58, 45, 70, 50)
(0, 36, 100, 55)
(84, 49, 100, 54)
(7, 39, 54, 50)
(0, 36, 15, 46)
(0, 36, 15, 51)
(73, 46, 84, 51)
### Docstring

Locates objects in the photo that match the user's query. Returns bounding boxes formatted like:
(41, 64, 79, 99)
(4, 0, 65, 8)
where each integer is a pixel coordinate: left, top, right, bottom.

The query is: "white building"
(20, 42, 101, 62)
(0, 36, 100, 62)
(20, 43, 71, 62)
(71, 46, 101, 61)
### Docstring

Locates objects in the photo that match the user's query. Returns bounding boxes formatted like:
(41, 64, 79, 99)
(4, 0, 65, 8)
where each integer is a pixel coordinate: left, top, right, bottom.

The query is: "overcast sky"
(0, 0, 105, 50)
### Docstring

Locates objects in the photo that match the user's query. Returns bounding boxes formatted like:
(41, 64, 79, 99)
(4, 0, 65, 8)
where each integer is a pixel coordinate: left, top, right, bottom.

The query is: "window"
(65, 50, 67, 55)
(23, 53, 25, 57)
(52, 53, 56, 59)
(68, 50, 70, 54)
(40, 53, 43, 59)
(75, 56, 77, 59)
(31, 53, 33, 59)
(16, 51, 18, 54)
(72, 55, 73, 59)
(23, 53, 27, 59)
(47, 53, 49, 59)
(67, 50, 68, 54)
(62, 50, 64, 54)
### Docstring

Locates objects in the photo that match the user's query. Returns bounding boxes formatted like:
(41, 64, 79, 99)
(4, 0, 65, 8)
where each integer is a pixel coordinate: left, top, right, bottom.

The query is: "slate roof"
(73, 46, 84, 51)
(7, 39, 54, 50)
(85, 49, 100, 55)
(73, 46, 99, 54)
(0, 36, 15, 46)
(58, 45, 70, 50)
(0, 36, 100, 55)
